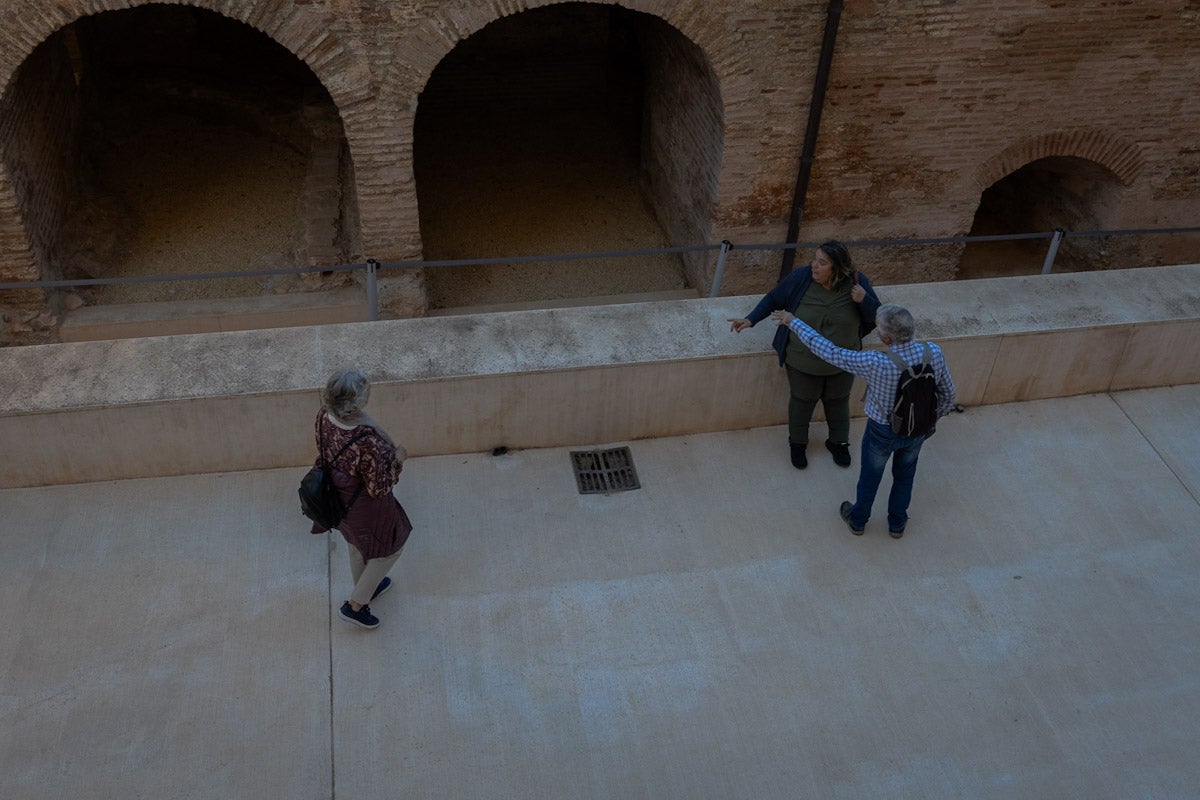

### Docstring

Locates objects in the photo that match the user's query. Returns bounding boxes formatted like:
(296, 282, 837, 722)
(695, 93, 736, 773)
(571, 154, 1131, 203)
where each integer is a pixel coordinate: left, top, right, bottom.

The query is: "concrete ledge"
(426, 288, 700, 316)
(2, 264, 1198, 487)
(59, 287, 369, 342)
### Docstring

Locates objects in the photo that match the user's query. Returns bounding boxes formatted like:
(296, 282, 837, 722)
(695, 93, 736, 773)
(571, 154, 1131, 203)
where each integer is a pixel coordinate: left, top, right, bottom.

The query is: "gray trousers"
(347, 543, 402, 607)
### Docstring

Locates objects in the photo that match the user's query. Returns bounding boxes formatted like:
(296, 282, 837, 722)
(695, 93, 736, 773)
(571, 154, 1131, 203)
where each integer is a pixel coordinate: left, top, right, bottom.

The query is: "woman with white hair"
(310, 368, 413, 629)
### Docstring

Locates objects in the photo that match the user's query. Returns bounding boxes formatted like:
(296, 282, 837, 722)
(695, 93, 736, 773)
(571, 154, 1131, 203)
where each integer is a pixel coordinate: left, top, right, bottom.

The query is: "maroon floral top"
(315, 411, 403, 498)
(311, 409, 412, 559)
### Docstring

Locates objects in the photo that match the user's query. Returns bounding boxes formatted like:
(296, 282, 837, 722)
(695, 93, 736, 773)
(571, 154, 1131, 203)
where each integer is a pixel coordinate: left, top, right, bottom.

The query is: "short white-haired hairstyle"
(876, 304, 916, 344)
(322, 368, 370, 422)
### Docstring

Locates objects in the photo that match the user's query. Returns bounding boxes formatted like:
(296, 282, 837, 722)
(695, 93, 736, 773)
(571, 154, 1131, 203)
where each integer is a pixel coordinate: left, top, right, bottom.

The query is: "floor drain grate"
(570, 446, 641, 494)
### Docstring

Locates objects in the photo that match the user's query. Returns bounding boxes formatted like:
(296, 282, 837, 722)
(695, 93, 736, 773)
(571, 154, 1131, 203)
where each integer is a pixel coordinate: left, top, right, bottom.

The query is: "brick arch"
(388, 0, 741, 156)
(395, 0, 737, 94)
(0, 0, 374, 133)
(974, 129, 1145, 193)
(371, 0, 745, 264)
(0, 0, 377, 282)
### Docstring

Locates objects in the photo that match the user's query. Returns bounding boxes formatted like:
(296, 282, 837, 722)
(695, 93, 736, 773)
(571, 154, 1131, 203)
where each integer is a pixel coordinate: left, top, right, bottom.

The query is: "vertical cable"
(780, 0, 845, 280)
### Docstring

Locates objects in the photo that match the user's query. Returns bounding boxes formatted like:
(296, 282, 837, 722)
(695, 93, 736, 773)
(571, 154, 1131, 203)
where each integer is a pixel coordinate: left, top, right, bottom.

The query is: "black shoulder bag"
(299, 425, 370, 531)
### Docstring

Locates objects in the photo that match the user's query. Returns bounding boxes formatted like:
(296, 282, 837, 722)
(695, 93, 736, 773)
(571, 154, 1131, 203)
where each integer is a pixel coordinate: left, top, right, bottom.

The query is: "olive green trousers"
(785, 367, 855, 446)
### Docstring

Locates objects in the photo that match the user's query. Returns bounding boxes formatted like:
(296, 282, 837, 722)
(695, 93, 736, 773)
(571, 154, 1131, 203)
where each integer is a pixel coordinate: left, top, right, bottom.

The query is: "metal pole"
(708, 240, 733, 298)
(366, 258, 378, 320)
(1041, 229, 1065, 275)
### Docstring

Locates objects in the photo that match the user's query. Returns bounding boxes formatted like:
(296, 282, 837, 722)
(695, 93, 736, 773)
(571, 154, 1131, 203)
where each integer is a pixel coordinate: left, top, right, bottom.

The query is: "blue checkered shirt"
(786, 318, 957, 426)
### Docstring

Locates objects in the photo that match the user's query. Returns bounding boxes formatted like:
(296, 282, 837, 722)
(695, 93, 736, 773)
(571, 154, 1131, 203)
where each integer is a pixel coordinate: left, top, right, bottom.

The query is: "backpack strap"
(325, 429, 370, 467)
(884, 347, 913, 375)
(318, 417, 372, 511)
(883, 343, 932, 374)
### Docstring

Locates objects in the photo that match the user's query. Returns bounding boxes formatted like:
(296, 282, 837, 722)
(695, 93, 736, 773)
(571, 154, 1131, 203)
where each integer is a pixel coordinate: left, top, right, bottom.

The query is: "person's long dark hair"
(818, 240, 855, 290)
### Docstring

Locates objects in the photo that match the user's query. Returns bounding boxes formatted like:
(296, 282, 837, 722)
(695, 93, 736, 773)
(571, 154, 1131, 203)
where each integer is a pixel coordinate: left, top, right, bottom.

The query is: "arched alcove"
(2, 4, 359, 310)
(959, 156, 1130, 279)
(413, 2, 723, 311)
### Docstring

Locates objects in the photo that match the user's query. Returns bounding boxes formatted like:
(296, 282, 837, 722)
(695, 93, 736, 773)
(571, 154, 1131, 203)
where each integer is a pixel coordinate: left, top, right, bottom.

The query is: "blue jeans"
(848, 419, 926, 531)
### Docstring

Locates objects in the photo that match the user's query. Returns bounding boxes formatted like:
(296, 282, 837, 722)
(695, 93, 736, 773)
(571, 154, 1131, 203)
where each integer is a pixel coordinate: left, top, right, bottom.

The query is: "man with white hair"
(770, 303, 956, 538)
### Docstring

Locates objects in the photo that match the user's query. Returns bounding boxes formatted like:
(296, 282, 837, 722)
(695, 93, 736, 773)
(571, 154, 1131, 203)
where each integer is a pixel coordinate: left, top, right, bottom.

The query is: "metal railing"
(1, 225, 1197, 320)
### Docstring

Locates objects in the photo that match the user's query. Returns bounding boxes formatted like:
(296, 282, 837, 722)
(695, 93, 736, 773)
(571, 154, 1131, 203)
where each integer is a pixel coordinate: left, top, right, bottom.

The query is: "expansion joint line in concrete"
(326, 533, 337, 800)
(1109, 392, 1200, 508)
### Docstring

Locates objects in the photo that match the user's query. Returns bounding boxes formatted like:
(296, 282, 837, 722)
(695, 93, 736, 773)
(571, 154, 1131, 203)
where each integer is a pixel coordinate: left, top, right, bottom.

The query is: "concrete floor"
(2, 385, 1199, 799)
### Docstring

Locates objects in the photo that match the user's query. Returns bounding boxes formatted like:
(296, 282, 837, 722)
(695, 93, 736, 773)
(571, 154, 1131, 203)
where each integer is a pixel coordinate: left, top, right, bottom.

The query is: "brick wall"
(638, 13, 725, 289)
(0, 33, 81, 344)
(1, 0, 1198, 343)
(807, 0, 1200, 281)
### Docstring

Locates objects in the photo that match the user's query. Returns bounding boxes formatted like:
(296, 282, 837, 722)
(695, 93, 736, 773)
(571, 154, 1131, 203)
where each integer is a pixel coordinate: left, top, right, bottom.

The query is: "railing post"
(366, 258, 379, 320)
(1041, 228, 1065, 275)
(708, 240, 733, 298)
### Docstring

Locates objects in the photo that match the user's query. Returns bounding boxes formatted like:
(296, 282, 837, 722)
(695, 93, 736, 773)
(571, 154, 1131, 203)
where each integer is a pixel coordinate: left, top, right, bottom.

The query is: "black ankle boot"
(825, 439, 851, 467)
(789, 441, 808, 469)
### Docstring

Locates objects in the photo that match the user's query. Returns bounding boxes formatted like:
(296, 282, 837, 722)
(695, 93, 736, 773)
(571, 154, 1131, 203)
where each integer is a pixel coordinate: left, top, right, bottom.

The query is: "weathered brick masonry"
(1, 0, 1197, 343)
(0, 26, 82, 336)
(809, 0, 1199, 280)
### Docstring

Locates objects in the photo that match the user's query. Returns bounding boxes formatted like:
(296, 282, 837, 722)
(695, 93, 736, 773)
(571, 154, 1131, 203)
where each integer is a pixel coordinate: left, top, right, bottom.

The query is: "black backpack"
(299, 427, 369, 530)
(884, 344, 939, 438)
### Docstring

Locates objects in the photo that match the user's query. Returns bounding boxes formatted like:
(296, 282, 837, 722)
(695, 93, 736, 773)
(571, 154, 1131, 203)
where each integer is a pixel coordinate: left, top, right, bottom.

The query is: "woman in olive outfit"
(729, 241, 882, 469)
(310, 368, 413, 630)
